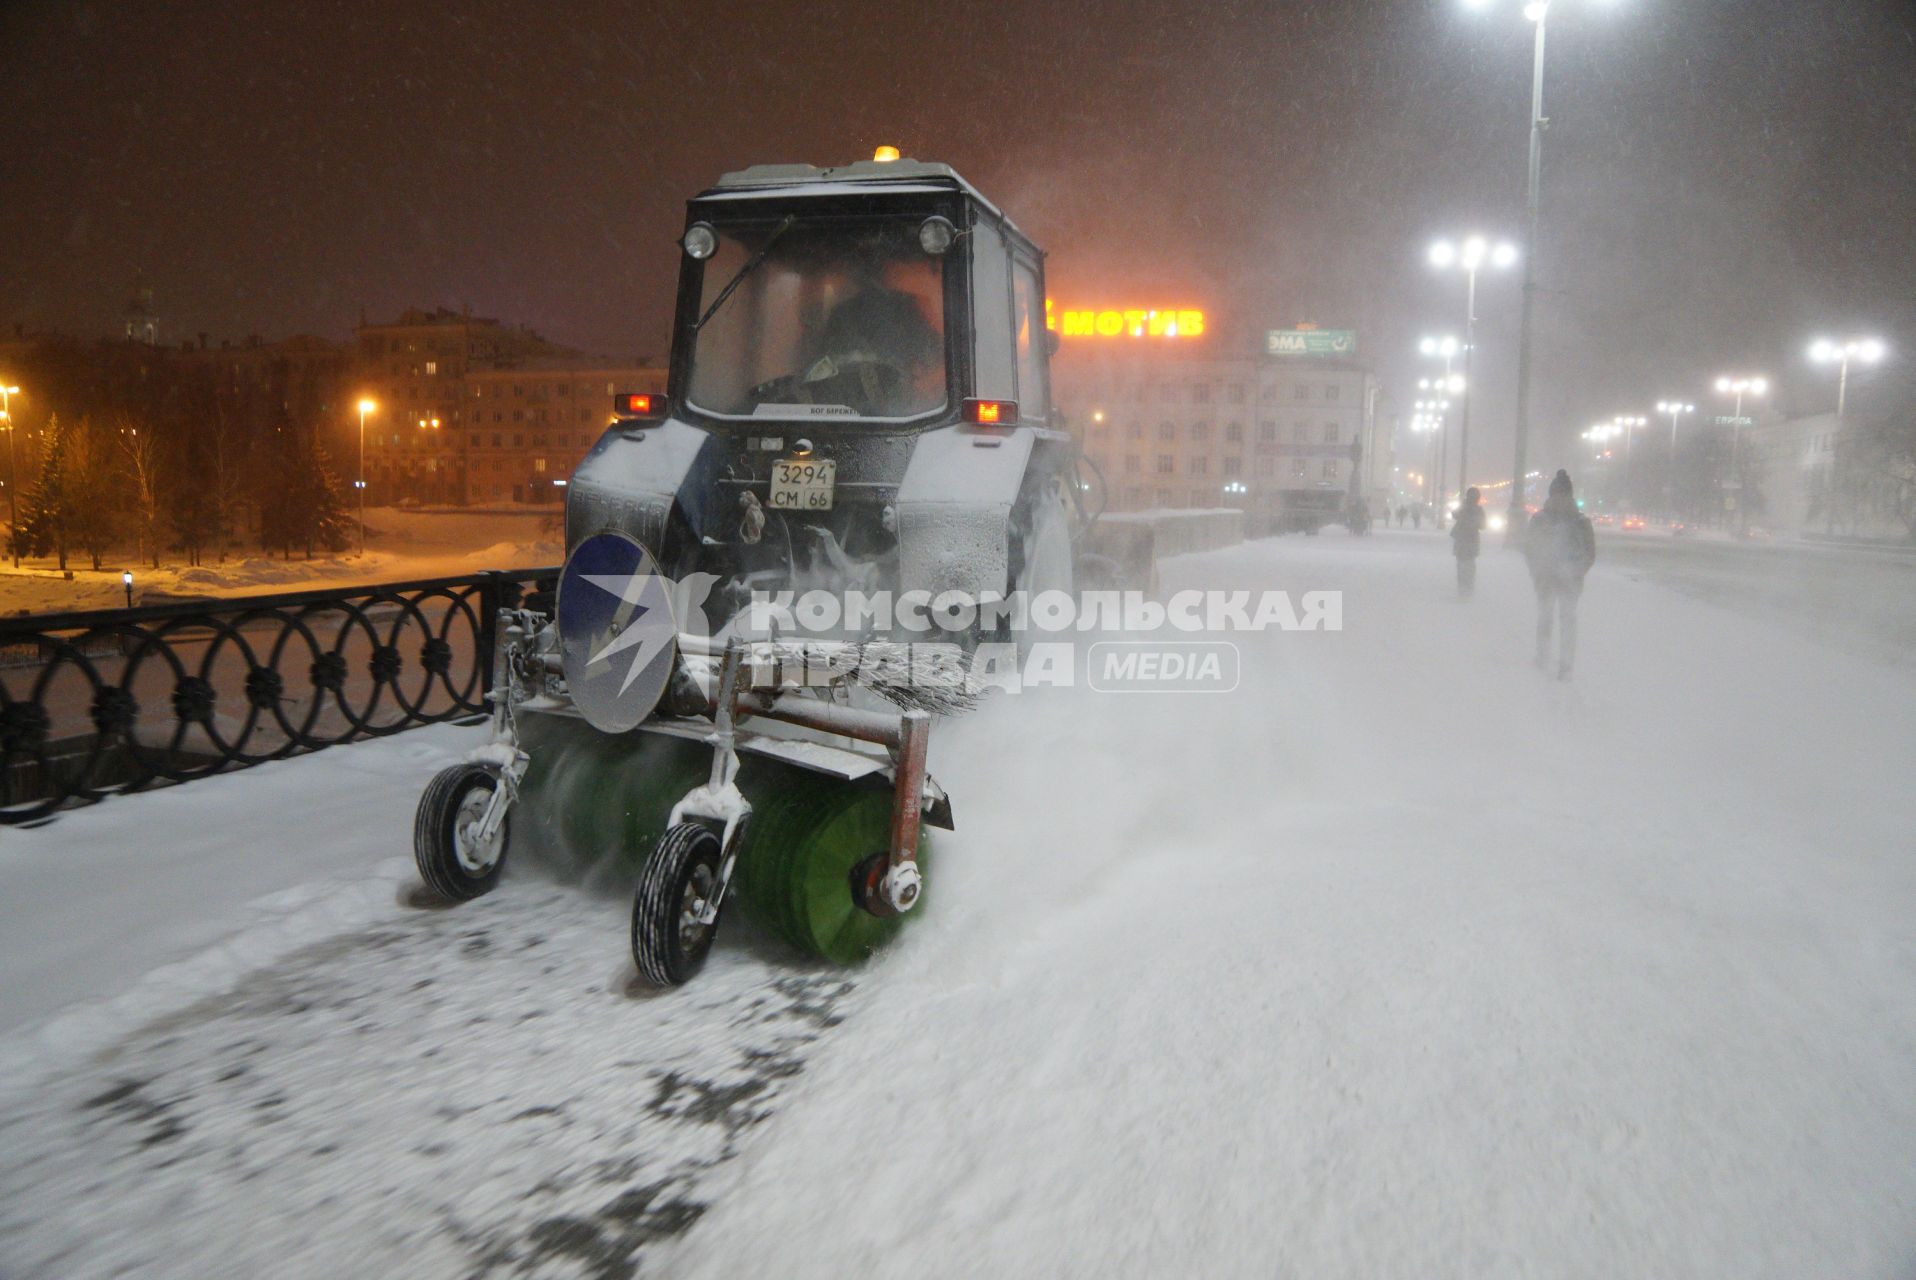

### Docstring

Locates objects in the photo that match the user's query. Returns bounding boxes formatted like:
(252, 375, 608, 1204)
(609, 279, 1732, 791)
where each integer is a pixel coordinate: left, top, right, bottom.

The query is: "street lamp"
(1416, 334, 1466, 515)
(1461, 0, 1624, 532)
(356, 397, 377, 555)
(1713, 375, 1767, 533)
(1808, 337, 1887, 419)
(1655, 400, 1694, 448)
(1428, 236, 1518, 505)
(0, 384, 19, 568)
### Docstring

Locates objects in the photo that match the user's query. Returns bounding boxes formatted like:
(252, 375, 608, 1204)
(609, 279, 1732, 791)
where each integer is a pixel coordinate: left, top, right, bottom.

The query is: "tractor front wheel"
(631, 822, 724, 987)
(413, 763, 510, 901)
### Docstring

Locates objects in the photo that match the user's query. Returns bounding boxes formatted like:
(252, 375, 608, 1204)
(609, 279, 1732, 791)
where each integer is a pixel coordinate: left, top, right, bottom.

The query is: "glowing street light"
(1808, 336, 1887, 419)
(1713, 375, 1767, 533)
(1415, 333, 1468, 514)
(1, 383, 19, 568)
(1428, 236, 1518, 507)
(356, 397, 377, 555)
(1655, 400, 1695, 449)
(1461, 0, 1626, 530)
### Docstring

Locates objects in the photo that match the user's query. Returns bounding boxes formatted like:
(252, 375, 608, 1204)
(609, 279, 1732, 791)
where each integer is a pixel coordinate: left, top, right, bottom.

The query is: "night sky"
(3, 0, 1913, 479)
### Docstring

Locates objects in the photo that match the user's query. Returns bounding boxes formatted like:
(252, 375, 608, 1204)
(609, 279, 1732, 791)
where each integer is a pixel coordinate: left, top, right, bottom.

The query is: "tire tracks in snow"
(0, 879, 857, 1280)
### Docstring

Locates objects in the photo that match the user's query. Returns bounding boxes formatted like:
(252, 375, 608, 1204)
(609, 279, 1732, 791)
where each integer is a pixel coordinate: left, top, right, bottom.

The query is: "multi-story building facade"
(1050, 318, 1393, 531)
(354, 308, 665, 505)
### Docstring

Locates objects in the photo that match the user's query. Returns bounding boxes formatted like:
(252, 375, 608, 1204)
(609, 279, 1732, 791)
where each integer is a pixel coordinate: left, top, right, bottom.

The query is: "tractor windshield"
(684, 216, 949, 422)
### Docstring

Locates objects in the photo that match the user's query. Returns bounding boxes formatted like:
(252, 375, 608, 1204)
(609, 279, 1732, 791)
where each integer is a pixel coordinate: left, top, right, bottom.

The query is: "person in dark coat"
(1523, 470, 1598, 679)
(1449, 487, 1485, 598)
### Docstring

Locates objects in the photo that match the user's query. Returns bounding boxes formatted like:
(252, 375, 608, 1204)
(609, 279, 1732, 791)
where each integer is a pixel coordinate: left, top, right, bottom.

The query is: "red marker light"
(963, 398, 1017, 426)
(614, 392, 661, 416)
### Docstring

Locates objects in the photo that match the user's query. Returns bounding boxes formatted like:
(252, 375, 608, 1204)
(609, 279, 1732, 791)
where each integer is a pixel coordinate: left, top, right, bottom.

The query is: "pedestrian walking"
(1523, 470, 1597, 680)
(1411, 506, 1423, 531)
(1450, 487, 1485, 598)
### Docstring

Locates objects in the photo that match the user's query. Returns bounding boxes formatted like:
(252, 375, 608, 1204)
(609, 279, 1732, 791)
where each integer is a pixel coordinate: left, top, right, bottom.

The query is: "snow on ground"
(0, 507, 559, 616)
(3, 528, 1915, 1278)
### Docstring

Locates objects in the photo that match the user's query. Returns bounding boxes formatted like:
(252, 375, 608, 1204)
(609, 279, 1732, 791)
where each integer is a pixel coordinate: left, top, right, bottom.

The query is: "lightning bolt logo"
(581, 572, 674, 695)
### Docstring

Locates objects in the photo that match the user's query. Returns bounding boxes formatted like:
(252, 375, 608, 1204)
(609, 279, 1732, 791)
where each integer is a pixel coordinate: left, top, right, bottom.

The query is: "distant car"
(1593, 513, 1615, 528)
(1621, 515, 1646, 531)
(1670, 520, 1693, 537)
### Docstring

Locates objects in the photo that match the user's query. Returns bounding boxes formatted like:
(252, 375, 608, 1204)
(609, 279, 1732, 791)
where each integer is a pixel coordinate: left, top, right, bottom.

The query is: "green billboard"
(1265, 329, 1358, 358)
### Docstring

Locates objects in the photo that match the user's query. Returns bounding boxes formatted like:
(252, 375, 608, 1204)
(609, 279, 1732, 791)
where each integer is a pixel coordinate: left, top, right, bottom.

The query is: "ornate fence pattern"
(0, 568, 556, 825)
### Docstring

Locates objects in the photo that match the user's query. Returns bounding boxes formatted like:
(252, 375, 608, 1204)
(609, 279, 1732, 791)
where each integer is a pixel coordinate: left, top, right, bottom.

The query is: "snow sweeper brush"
(412, 531, 953, 985)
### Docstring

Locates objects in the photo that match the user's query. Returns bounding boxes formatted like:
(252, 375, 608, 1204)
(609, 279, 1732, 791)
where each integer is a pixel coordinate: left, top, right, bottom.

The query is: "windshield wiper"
(694, 214, 796, 331)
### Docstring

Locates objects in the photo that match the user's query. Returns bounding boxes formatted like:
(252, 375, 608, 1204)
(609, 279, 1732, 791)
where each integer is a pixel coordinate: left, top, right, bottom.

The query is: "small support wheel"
(414, 763, 510, 901)
(631, 822, 724, 987)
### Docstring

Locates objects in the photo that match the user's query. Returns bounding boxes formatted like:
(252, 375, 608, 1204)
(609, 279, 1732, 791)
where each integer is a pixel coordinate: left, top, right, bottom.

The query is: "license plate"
(769, 458, 836, 511)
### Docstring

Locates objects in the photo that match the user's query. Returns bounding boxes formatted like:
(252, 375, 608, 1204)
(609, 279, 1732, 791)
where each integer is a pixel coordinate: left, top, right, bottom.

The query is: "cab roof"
(701, 157, 1019, 235)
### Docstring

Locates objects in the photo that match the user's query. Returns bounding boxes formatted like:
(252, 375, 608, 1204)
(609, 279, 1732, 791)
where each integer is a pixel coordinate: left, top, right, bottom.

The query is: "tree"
(15, 412, 74, 569)
(66, 416, 128, 570)
(117, 414, 166, 568)
(254, 422, 351, 559)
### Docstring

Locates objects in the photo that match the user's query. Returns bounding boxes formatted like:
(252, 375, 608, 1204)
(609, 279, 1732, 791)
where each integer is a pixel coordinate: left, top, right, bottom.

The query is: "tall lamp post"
(1612, 414, 1646, 510)
(1656, 400, 1695, 518)
(1461, 0, 1622, 534)
(1808, 337, 1886, 420)
(1, 384, 19, 568)
(1429, 236, 1517, 506)
(356, 397, 377, 555)
(1713, 375, 1767, 533)
(1417, 334, 1464, 514)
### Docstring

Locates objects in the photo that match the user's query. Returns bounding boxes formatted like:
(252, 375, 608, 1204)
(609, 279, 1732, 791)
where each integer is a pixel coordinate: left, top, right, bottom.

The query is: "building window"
(513, 385, 524, 397)
(1159, 422, 1176, 441)
(1191, 421, 1211, 441)
(1227, 384, 1245, 405)
(535, 458, 547, 473)
(1326, 384, 1339, 402)
(1226, 422, 1244, 443)
(425, 361, 438, 376)
(1189, 456, 1209, 476)
(1293, 422, 1309, 442)
(1223, 456, 1242, 477)
(1258, 422, 1278, 445)
(1258, 456, 1276, 478)
(1323, 423, 1339, 444)
(1157, 455, 1175, 474)
(492, 433, 503, 448)
(1322, 460, 1338, 480)
(1262, 384, 1278, 403)
(1128, 421, 1144, 439)
(469, 433, 480, 448)
(513, 433, 524, 447)
(1160, 384, 1178, 403)
(1292, 459, 1307, 478)
(1294, 385, 1310, 401)
(1192, 384, 1211, 404)
(1124, 455, 1142, 474)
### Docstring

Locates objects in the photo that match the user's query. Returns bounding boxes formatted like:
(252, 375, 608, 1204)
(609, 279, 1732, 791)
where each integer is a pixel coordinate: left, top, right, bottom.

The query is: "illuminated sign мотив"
(1044, 299, 1206, 339)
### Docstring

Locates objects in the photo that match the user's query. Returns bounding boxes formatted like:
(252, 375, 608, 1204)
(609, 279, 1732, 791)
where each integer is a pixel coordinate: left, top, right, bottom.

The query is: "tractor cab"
(668, 155, 1053, 432)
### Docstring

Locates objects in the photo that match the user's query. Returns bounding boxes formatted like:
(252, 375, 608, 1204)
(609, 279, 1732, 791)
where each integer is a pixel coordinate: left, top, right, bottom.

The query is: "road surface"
(3, 528, 1913, 1278)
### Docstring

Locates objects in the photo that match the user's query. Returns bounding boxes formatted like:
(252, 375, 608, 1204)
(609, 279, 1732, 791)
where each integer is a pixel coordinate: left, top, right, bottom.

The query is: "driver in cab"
(801, 258, 943, 417)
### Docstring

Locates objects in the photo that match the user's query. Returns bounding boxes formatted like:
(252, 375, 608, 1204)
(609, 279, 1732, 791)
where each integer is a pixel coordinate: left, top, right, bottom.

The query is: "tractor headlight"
(918, 216, 956, 256)
(683, 223, 718, 260)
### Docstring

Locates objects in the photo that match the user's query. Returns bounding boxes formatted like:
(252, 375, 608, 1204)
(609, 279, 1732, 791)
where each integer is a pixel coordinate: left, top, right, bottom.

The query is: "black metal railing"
(0, 567, 557, 825)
